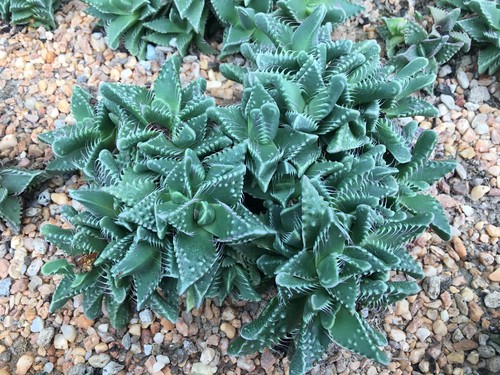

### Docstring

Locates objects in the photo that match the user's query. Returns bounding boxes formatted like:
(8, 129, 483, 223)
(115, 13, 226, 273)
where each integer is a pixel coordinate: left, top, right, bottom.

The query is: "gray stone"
(416, 328, 431, 342)
(456, 69, 470, 89)
(37, 190, 51, 206)
(156, 355, 170, 365)
(26, 258, 43, 277)
(424, 276, 441, 299)
(68, 364, 88, 375)
(438, 64, 452, 77)
(471, 113, 488, 129)
(54, 119, 66, 129)
(440, 94, 457, 110)
(455, 163, 467, 180)
(469, 86, 491, 103)
(455, 294, 469, 316)
(37, 327, 55, 347)
(487, 357, 500, 373)
(76, 75, 88, 84)
(30, 317, 44, 333)
(89, 354, 111, 368)
(464, 102, 480, 111)
(121, 333, 131, 350)
(452, 329, 464, 343)
(478, 334, 490, 346)
(146, 44, 157, 61)
(28, 276, 42, 292)
(140, 61, 151, 71)
(0, 243, 7, 258)
(24, 207, 41, 217)
(25, 98, 36, 110)
(0, 278, 11, 296)
(139, 309, 153, 324)
(484, 291, 500, 309)
(102, 361, 124, 375)
(32, 238, 48, 255)
(478, 345, 496, 358)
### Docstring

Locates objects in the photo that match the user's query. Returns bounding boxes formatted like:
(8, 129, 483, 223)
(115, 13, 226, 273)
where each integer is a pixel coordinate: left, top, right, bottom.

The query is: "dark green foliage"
(41, 56, 274, 328)
(438, 0, 500, 74)
(40, 6, 455, 374)
(82, 0, 364, 59)
(0, 168, 48, 232)
(0, 0, 61, 29)
(378, 7, 471, 84)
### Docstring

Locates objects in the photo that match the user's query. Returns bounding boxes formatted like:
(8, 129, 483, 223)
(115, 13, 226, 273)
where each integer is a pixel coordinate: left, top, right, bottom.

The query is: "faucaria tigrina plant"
(40, 6, 455, 374)
(378, 6, 471, 84)
(40, 56, 274, 327)
(0, 168, 48, 232)
(0, 0, 61, 29)
(82, 0, 364, 58)
(437, 0, 500, 74)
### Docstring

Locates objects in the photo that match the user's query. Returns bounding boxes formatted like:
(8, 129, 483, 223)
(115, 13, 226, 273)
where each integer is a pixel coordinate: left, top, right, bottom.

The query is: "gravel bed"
(0, 1, 499, 374)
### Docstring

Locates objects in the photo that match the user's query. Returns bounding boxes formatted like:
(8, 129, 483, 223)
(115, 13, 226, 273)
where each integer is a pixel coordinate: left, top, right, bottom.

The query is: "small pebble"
(16, 354, 34, 375)
(88, 354, 111, 368)
(30, 317, 44, 333)
(484, 291, 500, 309)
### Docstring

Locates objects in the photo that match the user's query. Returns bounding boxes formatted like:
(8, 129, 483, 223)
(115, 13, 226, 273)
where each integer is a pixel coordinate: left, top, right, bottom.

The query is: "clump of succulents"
(438, 0, 500, 74)
(211, 7, 455, 373)
(217, 0, 364, 58)
(0, 168, 48, 232)
(0, 0, 61, 29)
(40, 56, 274, 327)
(378, 6, 471, 82)
(82, 0, 364, 59)
(40, 6, 455, 375)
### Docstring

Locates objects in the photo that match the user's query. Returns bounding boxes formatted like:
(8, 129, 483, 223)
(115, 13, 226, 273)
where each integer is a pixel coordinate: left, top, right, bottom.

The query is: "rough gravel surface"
(0, 1, 499, 374)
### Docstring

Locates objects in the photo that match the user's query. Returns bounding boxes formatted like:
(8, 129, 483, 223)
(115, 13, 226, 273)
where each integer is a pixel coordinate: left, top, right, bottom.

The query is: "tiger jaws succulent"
(0, 0, 61, 29)
(40, 6, 455, 374)
(378, 7, 471, 82)
(82, 0, 364, 58)
(0, 168, 48, 232)
(40, 56, 274, 327)
(213, 6, 455, 373)
(438, 0, 500, 74)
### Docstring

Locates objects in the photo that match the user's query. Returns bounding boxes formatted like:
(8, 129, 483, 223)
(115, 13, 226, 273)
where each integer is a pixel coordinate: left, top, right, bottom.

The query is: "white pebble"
(53, 334, 68, 350)
(153, 333, 164, 344)
(152, 362, 165, 373)
(43, 362, 54, 373)
(61, 325, 77, 342)
(30, 317, 44, 333)
(156, 355, 170, 365)
(416, 327, 431, 342)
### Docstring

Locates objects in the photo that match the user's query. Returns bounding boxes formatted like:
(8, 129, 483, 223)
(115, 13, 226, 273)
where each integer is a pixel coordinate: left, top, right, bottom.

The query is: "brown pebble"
(451, 237, 467, 258)
(76, 315, 94, 329)
(488, 268, 500, 282)
(220, 323, 236, 339)
(453, 340, 478, 351)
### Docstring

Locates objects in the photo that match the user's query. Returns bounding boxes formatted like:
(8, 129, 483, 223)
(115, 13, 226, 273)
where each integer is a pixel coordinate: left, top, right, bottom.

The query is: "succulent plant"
(38, 87, 116, 179)
(41, 7, 455, 373)
(215, 0, 364, 58)
(211, 7, 455, 373)
(0, 0, 61, 29)
(0, 168, 48, 232)
(213, 7, 441, 202)
(40, 56, 274, 327)
(378, 7, 471, 83)
(438, 0, 500, 74)
(83, 0, 364, 58)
